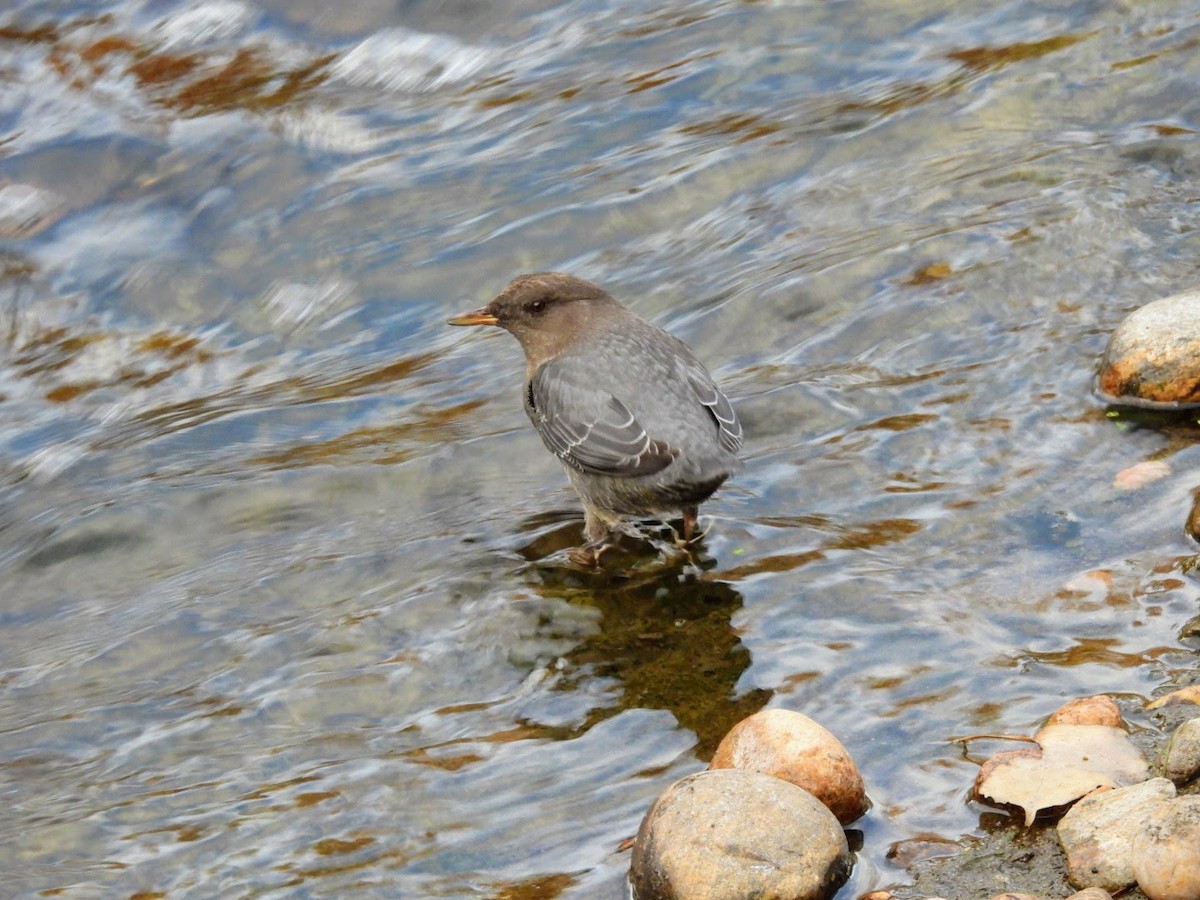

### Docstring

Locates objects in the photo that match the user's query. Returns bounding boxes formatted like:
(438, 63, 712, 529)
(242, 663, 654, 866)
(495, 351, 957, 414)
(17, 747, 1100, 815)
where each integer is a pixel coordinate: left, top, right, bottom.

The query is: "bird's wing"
(683, 362, 743, 453)
(527, 359, 678, 477)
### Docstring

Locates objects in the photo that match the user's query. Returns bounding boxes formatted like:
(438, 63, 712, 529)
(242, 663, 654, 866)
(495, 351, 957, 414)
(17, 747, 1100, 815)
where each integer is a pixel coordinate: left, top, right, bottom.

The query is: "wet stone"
(630, 769, 850, 900)
(1097, 288, 1200, 408)
(886, 835, 962, 869)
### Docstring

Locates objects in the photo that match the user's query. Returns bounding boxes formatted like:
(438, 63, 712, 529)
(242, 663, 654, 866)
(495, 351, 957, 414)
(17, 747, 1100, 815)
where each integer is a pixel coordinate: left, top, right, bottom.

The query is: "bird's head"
(448, 273, 621, 366)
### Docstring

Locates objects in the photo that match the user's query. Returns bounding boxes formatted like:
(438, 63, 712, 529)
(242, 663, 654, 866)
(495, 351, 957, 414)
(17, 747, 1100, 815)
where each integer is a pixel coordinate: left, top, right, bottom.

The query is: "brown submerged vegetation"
(2, 16, 332, 118)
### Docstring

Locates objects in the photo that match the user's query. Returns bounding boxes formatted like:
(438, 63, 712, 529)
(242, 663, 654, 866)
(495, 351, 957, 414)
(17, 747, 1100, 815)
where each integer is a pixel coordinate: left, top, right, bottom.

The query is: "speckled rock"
(1056, 777, 1177, 891)
(630, 769, 850, 900)
(1131, 796, 1200, 900)
(1097, 288, 1200, 407)
(708, 708, 868, 825)
(1164, 718, 1200, 785)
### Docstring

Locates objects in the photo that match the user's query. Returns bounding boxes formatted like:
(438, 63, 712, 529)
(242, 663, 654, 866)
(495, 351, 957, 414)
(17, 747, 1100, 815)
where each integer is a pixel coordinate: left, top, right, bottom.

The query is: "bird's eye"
(528, 300, 547, 314)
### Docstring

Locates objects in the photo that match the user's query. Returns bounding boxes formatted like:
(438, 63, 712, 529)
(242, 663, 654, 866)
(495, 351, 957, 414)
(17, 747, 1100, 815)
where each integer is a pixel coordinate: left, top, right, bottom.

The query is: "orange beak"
(447, 307, 499, 327)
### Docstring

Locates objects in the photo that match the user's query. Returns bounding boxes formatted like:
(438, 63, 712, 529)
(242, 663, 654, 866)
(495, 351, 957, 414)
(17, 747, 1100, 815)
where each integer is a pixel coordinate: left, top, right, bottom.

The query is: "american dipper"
(448, 273, 742, 561)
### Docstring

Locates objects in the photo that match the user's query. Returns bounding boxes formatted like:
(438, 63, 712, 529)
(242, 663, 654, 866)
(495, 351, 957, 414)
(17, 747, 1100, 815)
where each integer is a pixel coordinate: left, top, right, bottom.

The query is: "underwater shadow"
(512, 510, 771, 758)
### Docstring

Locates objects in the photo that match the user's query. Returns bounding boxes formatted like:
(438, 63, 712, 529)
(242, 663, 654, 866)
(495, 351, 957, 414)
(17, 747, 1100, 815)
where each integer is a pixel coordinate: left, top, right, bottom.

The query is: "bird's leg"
(569, 510, 613, 567)
(681, 505, 700, 544)
(583, 510, 610, 543)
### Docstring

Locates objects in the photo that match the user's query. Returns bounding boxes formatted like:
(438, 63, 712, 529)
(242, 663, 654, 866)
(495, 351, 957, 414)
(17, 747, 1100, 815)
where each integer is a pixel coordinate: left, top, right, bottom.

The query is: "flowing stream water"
(1, 0, 1199, 897)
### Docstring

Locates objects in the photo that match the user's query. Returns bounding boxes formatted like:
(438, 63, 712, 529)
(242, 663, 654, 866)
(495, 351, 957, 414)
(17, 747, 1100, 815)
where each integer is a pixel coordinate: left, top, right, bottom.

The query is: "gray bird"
(448, 273, 742, 562)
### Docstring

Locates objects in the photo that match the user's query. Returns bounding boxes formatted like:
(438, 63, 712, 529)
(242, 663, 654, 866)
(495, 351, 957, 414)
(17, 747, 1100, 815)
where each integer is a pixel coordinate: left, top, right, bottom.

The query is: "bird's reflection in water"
(512, 510, 770, 758)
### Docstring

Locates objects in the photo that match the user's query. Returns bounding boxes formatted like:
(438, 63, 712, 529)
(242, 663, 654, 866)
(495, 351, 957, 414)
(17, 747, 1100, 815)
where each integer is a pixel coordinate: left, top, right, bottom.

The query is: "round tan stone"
(630, 769, 850, 900)
(1046, 695, 1124, 728)
(1131, 796, 1200, 900)
(1164, 717, 1200, 785)
(1057, 778, 1177, 892)
(1097, 288, 1200, 408)
(709, 708, 868, 825)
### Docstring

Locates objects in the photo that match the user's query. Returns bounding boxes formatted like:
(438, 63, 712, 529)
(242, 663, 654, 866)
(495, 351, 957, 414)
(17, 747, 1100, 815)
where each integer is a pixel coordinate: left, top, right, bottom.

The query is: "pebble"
(630, 769, 850, 900)
(1097, 287, 1200, 407)
(977, 892, 1113, 900)
(1056, 777, 1177, 891)
(1164, 717, 1200, 785)
(1130, 796, 1200, 900)
(981, 891, 1113, 900)
(708, 708, 869, 825)
(871, 889, 1113, 900)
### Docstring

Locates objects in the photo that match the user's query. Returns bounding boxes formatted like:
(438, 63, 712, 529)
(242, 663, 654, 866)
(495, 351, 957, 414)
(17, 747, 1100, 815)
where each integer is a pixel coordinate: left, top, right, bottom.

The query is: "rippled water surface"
(2, 0, 1200, 897)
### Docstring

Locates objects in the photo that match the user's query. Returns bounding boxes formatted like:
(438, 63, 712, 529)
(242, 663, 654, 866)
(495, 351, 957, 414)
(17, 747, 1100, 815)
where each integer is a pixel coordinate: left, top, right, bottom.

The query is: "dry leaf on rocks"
(975, 724, 1149, 826)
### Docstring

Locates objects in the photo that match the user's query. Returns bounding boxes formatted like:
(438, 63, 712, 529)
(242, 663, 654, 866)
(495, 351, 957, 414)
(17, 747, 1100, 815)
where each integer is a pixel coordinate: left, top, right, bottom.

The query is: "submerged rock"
(1097, 288, 1200, 408)
(709, 708, 869, 825)
(630, 769, 850, 900)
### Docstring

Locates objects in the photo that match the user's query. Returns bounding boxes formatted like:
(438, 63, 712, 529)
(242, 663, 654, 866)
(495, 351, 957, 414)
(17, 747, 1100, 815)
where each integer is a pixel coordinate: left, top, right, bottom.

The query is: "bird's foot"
(673, 525, 710, 548)
(567, 541, 610, 568)
(673, 507, 708, 548)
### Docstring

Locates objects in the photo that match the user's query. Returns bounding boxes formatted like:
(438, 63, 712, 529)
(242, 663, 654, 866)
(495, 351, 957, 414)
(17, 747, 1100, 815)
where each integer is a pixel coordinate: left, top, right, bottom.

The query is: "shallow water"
(1, 0, 1199, 897)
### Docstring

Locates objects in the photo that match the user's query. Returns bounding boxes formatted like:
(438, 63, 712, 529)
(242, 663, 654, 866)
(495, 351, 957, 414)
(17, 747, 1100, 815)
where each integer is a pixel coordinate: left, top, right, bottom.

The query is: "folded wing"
(684, 362, 743, 453)
(527, 359, 678, 477)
